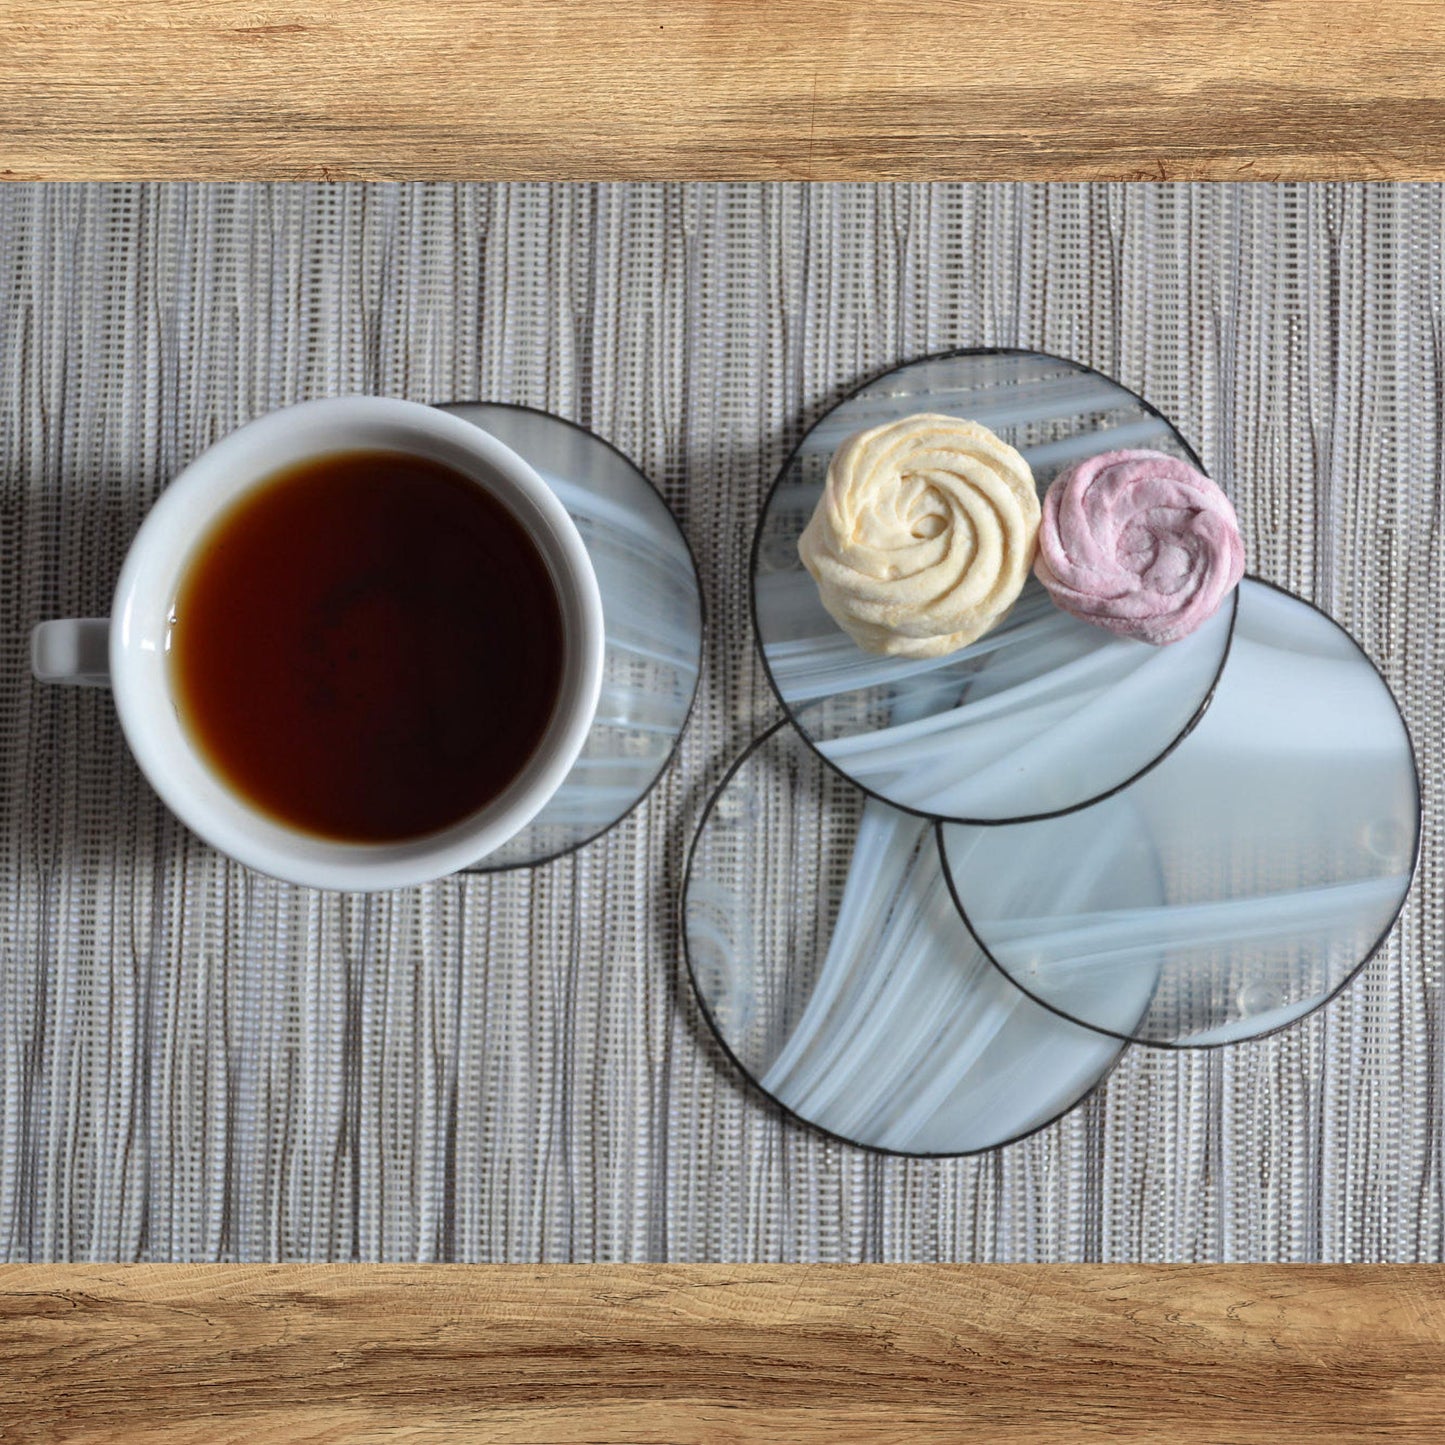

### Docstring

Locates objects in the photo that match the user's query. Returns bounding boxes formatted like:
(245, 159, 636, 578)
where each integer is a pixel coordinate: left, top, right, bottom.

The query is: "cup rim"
(110, 396, 604, 890)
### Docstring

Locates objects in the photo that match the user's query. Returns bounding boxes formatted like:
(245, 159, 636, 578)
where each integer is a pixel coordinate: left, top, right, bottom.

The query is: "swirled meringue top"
(798, 414, 1040, 658)
(1033, 449, 1245, 645)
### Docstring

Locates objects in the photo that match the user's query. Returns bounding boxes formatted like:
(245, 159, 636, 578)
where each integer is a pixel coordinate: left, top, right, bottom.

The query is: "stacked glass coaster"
(437, 404, 703, 871)
(683, 351, 1420, 1156)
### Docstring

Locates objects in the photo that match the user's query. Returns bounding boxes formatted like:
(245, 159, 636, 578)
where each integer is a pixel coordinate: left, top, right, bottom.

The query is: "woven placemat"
(0, 182, 1438, 1261)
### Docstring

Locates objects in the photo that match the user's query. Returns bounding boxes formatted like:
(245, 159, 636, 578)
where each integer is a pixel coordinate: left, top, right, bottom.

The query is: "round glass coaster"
(438, 404, 704, 872)
(682, 720, 1153, 1156)
(939, 578, 1421, 1048)
(752, 348, 1238, 823)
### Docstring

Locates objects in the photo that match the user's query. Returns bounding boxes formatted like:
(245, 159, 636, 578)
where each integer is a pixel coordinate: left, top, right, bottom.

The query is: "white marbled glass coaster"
(682, 721, 1150, 1155)
(753, 349, 1237, 822)
(939, 579, 1420, 1047)
(440, 404, 703, 872)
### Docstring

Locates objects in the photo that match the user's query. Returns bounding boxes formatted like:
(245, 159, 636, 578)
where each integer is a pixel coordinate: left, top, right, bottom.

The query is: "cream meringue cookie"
(1033, 449, 1245, 645)
(798, 414, 1040, 657)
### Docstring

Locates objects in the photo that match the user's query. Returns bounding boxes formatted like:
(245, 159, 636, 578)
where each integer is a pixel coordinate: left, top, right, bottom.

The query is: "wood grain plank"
(3, 2, 1445, 179)
(1, 1265, 1444, 1441)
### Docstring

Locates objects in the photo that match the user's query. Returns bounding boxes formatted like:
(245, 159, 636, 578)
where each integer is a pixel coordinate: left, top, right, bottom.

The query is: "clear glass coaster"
(752, 348, 1237, 822)
(439, 404, 704, 872)
(682, 720, 1153, 1155)
(939, 579, 1421, 1047)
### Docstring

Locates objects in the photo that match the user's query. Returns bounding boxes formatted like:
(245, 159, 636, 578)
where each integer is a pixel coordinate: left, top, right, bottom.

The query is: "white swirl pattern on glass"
(754, 350, 1237, 821)
(441, 405, 703, 871)
(683, 722, 1152, 1154)
(939, 580, 1420, 1046)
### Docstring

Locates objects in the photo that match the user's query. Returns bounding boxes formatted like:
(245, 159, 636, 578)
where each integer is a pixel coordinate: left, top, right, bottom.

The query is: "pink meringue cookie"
(1034, 449, 1245, 645)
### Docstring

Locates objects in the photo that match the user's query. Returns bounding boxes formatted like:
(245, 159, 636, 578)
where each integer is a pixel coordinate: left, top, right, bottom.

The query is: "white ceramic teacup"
(30, 397, 605, 890)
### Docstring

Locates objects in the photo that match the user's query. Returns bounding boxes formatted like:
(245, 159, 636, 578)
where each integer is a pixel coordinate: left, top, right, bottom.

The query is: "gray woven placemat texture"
(0, 182, 1439, 1262)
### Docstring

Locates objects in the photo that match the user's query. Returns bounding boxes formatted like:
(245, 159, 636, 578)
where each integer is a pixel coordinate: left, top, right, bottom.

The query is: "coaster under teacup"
(440, 404, 703, 872)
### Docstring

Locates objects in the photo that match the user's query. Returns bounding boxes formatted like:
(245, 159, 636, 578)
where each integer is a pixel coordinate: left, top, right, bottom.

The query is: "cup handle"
(31, 619, 112, 687)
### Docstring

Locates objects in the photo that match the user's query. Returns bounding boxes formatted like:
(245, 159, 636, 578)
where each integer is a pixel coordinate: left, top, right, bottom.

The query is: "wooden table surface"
(4, 6, 1443, 1441)
(2, 1264, 1443, 1441)
(4, 1, 1445, 180)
